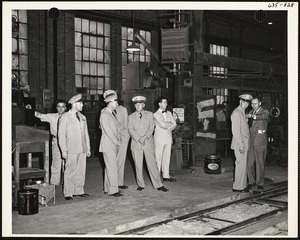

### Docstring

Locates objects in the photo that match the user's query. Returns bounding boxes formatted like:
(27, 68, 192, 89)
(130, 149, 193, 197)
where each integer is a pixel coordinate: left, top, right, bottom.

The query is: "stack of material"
(25, 183, 55, 207)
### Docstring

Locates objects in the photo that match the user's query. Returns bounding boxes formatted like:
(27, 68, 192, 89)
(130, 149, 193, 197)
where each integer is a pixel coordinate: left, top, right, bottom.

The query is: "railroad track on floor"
(116, 181, 288, 236)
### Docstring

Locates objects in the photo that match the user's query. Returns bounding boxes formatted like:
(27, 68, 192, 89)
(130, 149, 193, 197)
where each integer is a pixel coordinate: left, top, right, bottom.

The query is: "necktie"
(248, 111, 254, 128)
(112, 110, 117, 119)
(139, 113, 142, 119)
(248, 118, 253, 128)
(76, 112, 80, 122)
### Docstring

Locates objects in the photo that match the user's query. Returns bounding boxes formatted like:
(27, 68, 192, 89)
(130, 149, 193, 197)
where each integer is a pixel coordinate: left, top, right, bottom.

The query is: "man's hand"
(246, 114, 252, 118)
(87, 150, 91, 157)
(239, 146, 245, 154)
(62, 153, 68, 160)
(138, 136, 146, 146)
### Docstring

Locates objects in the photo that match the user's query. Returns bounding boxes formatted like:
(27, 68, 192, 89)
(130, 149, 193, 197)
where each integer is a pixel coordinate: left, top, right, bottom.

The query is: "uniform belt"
(52, 135, 57, 138)
(258, 130, 266, 134)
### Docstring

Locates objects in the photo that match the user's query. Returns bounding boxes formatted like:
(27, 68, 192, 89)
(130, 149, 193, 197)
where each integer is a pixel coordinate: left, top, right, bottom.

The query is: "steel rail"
(116, 181, 287, 235)
(253, 198, 288, 208)
(206, 206, 287, 235)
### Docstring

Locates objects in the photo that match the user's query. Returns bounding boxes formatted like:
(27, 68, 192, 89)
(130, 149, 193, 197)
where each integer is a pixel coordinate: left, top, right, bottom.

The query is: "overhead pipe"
(134, 32, 171, 73)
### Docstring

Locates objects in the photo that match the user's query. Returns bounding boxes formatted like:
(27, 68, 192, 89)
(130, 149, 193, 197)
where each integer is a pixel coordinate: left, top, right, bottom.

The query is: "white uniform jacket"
(58, 111, 90, 156)
(153, 109, 177, 145)
(230, 106, 250, 151)
(116, 105, 130, 140)
(39, 113, 60, 136)
(99, 107, 121, 153)
(128, 110, 154, 150)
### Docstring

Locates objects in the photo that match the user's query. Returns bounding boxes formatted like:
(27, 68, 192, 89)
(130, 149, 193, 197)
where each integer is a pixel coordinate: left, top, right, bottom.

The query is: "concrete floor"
(9, 155, 288, 237)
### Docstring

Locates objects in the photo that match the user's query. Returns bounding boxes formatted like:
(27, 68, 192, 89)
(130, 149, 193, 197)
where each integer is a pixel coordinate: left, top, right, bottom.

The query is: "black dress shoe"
(119, 185, 129, 189)
(65, 196, 73, 200)
(163, 178, 177, 182)
(157, 186, 169, 192)
(74, 193, 89, 197)
(109, 192, 123, 197)
(105, 191, 120, 195)
(257, 186, 264, 190)
(232, 188, 249, 193)
(245, 184, 253, 190)
(137, 187, 144, 191)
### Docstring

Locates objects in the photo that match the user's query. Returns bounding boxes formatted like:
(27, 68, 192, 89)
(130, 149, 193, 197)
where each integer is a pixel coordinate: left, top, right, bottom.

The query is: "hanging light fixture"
(126, 11, 140, 52)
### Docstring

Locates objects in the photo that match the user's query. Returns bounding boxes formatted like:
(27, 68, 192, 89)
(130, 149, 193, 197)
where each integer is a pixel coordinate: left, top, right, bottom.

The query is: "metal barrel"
(204, 154, 221, 174)
(17, 188, 39, 215)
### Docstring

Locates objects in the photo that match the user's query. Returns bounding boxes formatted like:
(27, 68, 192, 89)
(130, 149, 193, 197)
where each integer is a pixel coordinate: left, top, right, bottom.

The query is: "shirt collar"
(69, 110, 78, 115)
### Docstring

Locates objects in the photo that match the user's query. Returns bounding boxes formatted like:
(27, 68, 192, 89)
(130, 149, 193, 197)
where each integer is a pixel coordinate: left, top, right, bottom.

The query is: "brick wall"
(110, 21, 122, 92)
(56, 12, 75, 101)
(28, 10, 75, 111)
(28, 11, 49, 109)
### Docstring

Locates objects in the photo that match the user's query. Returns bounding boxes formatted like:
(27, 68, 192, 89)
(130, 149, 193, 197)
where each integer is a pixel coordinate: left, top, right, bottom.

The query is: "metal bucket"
(204, 154, 221, 174)
(17, 188, 39, 215)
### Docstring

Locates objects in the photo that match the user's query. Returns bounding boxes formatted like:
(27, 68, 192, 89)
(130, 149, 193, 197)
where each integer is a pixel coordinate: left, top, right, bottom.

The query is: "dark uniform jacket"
(249, 107, 269, 148)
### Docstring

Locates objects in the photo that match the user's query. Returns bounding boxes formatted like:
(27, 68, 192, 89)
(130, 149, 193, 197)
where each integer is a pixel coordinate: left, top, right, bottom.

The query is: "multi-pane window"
(74, 17, 111, 95)
(121, 27, 151, 89)
(209, 44, 228, 104)
(209, 44, 228, 79)
(207, 88, 228, 105)
(12, 10, 29, 96)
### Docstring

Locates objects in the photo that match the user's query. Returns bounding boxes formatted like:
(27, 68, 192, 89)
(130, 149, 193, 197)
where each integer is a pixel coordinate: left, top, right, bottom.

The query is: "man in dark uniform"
(246, 95, 269, 190)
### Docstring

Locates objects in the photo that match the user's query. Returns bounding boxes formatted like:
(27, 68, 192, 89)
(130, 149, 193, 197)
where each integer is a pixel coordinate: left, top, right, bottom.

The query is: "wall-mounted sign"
(173, 108, 184, 123)
(183, 78, 192, 87)
(161, 27, 189, 64)
(195, 96, 216, 139)
(43, 89, 52, 108)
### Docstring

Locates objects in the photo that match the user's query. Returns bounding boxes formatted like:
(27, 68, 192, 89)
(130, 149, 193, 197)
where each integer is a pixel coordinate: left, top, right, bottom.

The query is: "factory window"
(121, 27, 151, 89)
(207, 88, 228, 105)
(209, 44, 228, 104)
(12, 10, 29, 99)
(74, 17, 111, 95)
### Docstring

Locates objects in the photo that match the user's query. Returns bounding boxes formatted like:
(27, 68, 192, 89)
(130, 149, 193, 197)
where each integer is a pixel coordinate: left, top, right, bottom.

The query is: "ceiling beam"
(195, 52, 286, 76)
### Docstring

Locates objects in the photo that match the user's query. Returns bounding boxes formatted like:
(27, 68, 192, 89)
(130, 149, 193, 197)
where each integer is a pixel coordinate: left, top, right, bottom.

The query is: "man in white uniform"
(99, 90, 123, 197)
(230, 93, 252, 193)
(154, 96, 177, 182)
(115, 103, 130, 189)
(31, 99, 67, 186)
(58, 94, 90, 200)
(128, 96, 169, 192)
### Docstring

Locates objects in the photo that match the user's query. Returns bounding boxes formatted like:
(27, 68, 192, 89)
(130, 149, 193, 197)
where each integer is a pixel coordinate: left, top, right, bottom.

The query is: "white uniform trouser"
(131, 149, 163, 189)
(63, 153, 86, 197)
(50, 137, 63, 185)
(155, 143, 172, 178)
(116, 137, 129, 186)
(103, 151, 119, 195)
(233, 149, 248, 190)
